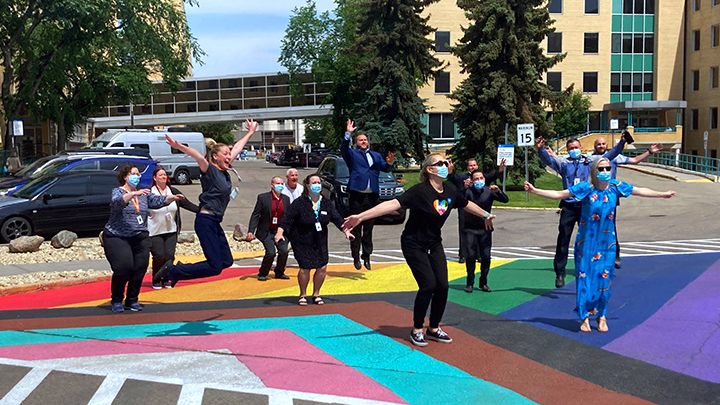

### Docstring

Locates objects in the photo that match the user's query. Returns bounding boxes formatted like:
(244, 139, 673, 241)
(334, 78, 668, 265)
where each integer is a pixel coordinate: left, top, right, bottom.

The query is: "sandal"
(596, 316, 608, 332)
(580, 318, 591, 333)
(298, 296, 308, 306)
(312, 296, 324, 305)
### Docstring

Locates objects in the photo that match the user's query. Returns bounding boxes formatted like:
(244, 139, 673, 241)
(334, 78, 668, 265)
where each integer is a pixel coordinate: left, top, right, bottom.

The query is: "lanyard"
(309, 196, 322, 220)
(122, 186, 140, 213)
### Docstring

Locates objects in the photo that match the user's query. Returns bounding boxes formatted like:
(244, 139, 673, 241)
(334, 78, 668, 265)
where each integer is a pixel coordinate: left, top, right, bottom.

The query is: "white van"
(89, 129, 206, 184)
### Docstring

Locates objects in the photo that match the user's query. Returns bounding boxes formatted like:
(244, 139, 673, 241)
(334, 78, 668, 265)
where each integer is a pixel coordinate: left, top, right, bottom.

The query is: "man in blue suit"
(342, 119, 395, 270)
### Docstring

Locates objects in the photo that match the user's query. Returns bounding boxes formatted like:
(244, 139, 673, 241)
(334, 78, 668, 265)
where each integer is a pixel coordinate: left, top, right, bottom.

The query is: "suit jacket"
(341, 136, 393, 194)
(248, 191, 291, 241)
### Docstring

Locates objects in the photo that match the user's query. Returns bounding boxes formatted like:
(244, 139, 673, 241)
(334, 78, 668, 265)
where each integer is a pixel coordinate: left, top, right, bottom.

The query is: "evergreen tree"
(450, 0, 564, 182)
(351, 0, 442, 161)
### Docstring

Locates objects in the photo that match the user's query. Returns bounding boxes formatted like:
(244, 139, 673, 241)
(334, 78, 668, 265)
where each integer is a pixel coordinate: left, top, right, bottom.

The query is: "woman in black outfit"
(343, 154, 496, 347)
(275, 174, 354, 306)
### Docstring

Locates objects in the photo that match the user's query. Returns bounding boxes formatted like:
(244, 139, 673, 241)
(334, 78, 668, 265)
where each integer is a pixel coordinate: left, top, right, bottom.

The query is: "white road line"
(86, 376, 126, 405)
(327, 253, 355, 261)
(500, 247, 556, 256)
(629, 241, 716, 253)
(490, 250, 547, 259)
(176, 383, 206, 405)
(368, 253, 405, 261)
(0, 368, 51, 405)
(616, 246, 668, 255)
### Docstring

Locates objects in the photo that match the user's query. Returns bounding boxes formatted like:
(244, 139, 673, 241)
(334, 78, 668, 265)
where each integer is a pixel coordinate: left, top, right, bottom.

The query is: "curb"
(621, 165, 680, 181)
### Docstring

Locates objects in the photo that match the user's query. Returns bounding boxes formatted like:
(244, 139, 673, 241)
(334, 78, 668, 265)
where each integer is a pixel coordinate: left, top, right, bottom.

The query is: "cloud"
(191, 30, 286, 77)
(186, 0, 336, 16)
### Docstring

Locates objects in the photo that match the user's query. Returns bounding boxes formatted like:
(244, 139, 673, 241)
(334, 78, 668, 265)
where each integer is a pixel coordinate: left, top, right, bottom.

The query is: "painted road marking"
(0, 367, 51, 405)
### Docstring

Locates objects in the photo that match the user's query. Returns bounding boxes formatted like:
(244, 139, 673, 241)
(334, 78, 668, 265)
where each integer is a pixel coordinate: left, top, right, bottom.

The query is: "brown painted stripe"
(202, 388, 269, 405)
(21, 370, 104, 405)
(111, 379, 181, 405)
(0, 364, 32, 399)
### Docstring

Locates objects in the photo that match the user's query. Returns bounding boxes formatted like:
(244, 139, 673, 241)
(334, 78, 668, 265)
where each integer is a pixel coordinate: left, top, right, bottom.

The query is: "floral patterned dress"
(568, 180, 633, 320)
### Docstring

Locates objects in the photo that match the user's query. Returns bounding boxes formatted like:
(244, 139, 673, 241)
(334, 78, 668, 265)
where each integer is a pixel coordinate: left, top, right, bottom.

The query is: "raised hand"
(386, 151, 395, 164)
(245, 119, 258, 133)
(499, 158, 506, 172)
(490, 185, 500, 192)
(650, 143, 663, 153)
(165, 134, 181, 150)
(535, 136, 545, 148)
(346, 119, 356, 133)
(463, 178, 472, 189)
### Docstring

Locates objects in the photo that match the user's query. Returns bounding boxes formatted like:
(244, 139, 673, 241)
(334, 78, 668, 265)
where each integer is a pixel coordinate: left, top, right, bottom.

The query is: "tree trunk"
(57, 118, 67, 153)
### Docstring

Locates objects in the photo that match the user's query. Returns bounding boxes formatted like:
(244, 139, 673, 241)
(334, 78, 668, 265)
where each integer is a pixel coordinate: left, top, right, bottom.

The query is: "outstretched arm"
(463, 201, 497, 231)
(524, 181, 573, 200)
(628, 143, 663, 164)
(166, 135, 209, 173)
(229, 119, 259, 161)
(631, 187, 675, 198)
(602, 136, 627, 161)
(342, 199, 401, 231)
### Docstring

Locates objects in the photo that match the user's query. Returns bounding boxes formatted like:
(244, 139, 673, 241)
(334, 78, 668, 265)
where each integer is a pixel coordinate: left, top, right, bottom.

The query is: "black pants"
(349, 190, 379, 260)
(554, 201, 583, 277)
(150, 233, 177, 281)
(464, 228, 492, 286)
(259, 229, 289, 277)
(457, 210, 466, 260)
(104, 231, 151, 305)
(402, 237, 448, 329)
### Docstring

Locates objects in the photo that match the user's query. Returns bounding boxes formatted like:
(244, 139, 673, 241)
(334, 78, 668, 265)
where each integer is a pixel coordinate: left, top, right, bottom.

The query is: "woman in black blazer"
(275, 174, 354, 306)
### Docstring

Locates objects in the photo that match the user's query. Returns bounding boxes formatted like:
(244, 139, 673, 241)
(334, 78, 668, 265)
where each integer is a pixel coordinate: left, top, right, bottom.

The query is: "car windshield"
(336, 159, 350, 178)
(88, 139, 110, 147)
(379, 171, 394, 180)
(12, 176, 58, 199)
(29, 160, 72, 179)
(13, 156, 53, 178)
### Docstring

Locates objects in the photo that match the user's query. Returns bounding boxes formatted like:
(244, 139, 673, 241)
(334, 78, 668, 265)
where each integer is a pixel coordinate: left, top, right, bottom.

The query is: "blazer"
(341, 135, 393, 194)
(248, 191, 291, 241)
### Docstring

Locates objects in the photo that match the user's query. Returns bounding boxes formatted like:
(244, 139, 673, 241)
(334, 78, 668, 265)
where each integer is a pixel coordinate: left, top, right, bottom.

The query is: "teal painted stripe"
(1, 314, 537, 405)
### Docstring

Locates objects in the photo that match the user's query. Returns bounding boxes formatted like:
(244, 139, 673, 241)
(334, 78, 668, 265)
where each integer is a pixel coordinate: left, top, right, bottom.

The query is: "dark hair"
(566, 138, 581, 149)
(470, 169, 485, 178)
(151, 166, 167, 188)
(117, 164, 137, 185)
(300, 174, 320, 198)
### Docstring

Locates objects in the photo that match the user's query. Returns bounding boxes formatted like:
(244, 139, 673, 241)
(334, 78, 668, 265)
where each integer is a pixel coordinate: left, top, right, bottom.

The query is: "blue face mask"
(474, 180, 485, 189)
(597, 171, 612, 182)
(128, 174, 141, 187)
(436, 166, 449, 179)
(273, 184, 284, 193)
(309, 183, 322, 194)
(568, 149, 582, 159)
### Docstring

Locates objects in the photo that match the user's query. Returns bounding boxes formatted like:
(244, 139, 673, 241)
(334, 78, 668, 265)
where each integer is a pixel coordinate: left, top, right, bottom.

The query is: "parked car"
(316, 155, 406, 223)
(0, 171, 119, 242)
(275, 148, 301, 167)
(0, 154, 157, 196)
(298, 148, 334, 167)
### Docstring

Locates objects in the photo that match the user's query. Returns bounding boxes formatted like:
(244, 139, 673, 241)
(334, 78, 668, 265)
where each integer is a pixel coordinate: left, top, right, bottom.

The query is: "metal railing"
(624, 150, 720, 175)
(632, 127, 677, 133)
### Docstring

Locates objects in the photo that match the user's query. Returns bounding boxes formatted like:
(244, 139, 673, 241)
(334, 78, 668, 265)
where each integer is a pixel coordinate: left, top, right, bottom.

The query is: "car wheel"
(1, 216, 32, 243)
(174, 169, 191, 185)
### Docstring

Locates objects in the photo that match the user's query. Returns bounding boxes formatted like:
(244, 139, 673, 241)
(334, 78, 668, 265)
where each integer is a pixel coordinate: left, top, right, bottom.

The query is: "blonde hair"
(205, 138, 228, 163)
(591, 157, 611, 189)
(419, 154, 442, 183)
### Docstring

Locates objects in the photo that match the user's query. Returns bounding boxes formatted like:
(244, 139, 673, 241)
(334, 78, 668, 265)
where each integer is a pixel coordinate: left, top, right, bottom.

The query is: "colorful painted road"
(1, 251, 719, 404)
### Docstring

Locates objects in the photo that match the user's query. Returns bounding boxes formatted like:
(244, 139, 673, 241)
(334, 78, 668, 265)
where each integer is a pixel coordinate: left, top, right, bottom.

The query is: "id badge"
(272, 217, 278, 224)
(137, 215, 144, 225)
(320, 211, 327, 216)
(230, 187, 239, 200)
(573, 178, 580, 185)
(315, 222, 322, 232)
(165, 212, 173, 221)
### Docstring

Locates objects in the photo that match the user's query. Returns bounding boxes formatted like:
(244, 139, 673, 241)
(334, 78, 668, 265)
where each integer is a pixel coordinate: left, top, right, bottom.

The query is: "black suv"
(316, 155, 406, 223)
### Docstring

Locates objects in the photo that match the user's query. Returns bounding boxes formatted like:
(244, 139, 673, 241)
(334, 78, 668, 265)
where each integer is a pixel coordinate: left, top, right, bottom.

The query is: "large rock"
(51, 230, 77, 249)
(9, 236, 45, 253)
(177, 233, 195, 244)
(233, 223, 249, 241)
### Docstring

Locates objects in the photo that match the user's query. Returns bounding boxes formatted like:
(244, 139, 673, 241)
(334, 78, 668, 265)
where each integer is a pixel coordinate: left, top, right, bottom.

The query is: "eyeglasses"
(597, 166, 612, 172)
(432, 160, 449, 167)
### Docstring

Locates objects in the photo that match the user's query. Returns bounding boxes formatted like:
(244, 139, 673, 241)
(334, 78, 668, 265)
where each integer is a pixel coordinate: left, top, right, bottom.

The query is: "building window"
(547, 72, 562, 92)
(165, 104, 174, 113)
(622, 73, 631, 92)
(715, 0, 719, 6)
(209, 104, 219, 111)
(548, 0, 562, 13)
(644, 73, 654, 92)
(711, 107, 719, 129)
(691, 109, 699, 130)
(712, 25, 719, 48)
(623, 34, 633, 53)
(585, 0, 599, 14)
(646, 0, 655, 14)
(692, 70, 700, 91)
(185, 81, 196, 91)
(117, 106, 128, 115)
(435, 31, 450, 53)
(633, 73, 642, 92)
(644, 34, 655, 53)
(435, 71, 450, 93)
(428, 113, 455, 139)
(186, 104, 196, 113)
(611, 73, 621, 92)
(693, 0, 700, 12)
(584, 33, 599, 54)
(623, 0, 633, 13)
(711, 66, 719, 89)
(612, 34, 621, 53)
(693, 30, 701, 51)
(228, 79, 237, 88)
(634, 34, 644, 53)
(634, 0, 644, 13)
(547, 32, 562, 53)
(583, 72, 598, 93)
(208, 80, 218, 90)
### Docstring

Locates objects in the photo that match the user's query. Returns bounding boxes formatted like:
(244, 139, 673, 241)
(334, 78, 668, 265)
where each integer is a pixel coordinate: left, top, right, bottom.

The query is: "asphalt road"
(172, 159, 720, 253)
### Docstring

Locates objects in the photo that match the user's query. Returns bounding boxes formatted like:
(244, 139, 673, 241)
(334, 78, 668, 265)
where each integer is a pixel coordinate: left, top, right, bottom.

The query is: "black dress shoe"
(479, 285, 492, 292)
(353, 258, 362, 270)
(458, 257, 466, 264)
(464, 285, 473, 293)
(614, 260, 621, 269)
(363, 257, 371, 270)
(274, 274, 290, 279)
(555, 275, 566, 288)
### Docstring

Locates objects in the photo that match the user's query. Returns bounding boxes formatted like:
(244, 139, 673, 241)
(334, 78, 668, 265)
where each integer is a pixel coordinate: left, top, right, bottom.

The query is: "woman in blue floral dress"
(525, 158, 674, 332)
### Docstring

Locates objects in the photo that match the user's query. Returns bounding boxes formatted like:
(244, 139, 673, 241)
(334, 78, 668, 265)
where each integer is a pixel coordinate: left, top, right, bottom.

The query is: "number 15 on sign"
(517, 124, 534, 146)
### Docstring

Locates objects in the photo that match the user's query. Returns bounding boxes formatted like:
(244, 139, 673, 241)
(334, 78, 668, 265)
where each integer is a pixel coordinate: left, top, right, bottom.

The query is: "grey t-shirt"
(199, 164, 232, 219)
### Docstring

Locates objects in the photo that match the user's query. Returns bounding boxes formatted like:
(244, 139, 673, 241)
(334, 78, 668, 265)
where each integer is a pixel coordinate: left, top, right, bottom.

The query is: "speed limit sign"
(517, 124, 535, 146)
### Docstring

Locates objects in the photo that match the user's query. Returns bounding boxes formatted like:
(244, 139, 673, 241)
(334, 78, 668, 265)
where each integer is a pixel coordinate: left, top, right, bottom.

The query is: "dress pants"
(402, 237, 449, 330)
(554, 201, 583, 277)
(349, 190, 379, 260)
(464, 228, 492, 286)
(104, 231, 151, 305)
(150, 232, 177, 280)
(258, 229, 289, 277)
(169, 213, 233, 281)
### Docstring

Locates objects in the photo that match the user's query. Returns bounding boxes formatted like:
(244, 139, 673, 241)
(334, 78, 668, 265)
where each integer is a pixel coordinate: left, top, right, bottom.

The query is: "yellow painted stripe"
(684, 178, 712, 183)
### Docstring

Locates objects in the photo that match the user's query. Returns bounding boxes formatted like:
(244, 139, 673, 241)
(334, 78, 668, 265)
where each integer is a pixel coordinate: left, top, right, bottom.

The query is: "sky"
(185, 0, 336, 78)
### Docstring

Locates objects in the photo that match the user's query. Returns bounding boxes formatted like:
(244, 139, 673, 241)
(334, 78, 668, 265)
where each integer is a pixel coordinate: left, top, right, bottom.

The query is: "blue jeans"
(169, 213, 233, 281)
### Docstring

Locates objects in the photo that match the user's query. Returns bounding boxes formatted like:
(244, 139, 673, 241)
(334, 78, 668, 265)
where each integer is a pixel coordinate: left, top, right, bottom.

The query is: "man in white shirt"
(281, 168, 302, 203)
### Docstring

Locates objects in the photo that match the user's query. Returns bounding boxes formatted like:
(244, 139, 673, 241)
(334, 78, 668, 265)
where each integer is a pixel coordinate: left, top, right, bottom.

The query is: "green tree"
(351, 0, 442, 161)
(0, 0, 202, 150)
(551, 85, 593, 138)
(193, 123, 237, 146)
(449, 0, 564, 183)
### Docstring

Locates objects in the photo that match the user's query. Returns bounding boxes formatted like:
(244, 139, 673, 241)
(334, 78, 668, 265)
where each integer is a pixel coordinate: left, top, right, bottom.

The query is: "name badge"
(573, 178, 580, 185)
(165, 212, 173, 222)
(230, 187, 239, 200)
(320, 211, 327, 215)
(137, 215, 144, 225)
(315, 222, 322, 232)
(272, 217, 278, 224)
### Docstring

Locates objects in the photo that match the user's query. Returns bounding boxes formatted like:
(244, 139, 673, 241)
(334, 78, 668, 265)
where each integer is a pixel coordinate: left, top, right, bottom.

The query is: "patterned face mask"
(474, 180, 485, 189)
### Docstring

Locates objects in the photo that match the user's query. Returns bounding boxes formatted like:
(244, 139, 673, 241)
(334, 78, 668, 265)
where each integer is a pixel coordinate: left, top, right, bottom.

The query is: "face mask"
(568, 149, 582, 159)
(474, 180, 485, 189)
(597, 171, 612, 182)
(435, 166, 449, 179)
(309, 183, 322, 194)
(273, 184, 284, 193)
(128, 174, 141, 187)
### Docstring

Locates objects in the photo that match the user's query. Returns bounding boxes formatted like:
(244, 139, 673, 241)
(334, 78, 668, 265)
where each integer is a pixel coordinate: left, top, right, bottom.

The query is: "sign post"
(610, 118, 619, 148)
(502, 123, 508, 193)
(704, 131, 709, 174)
(303, 144, 311, 169)
(517, 123, 535, 202)
(12, 120, 23, 156)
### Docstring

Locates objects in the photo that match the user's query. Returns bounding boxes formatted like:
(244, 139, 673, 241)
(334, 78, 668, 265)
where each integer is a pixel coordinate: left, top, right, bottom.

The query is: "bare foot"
(580, 318, 591, 332)
(597, 316, 608, 332)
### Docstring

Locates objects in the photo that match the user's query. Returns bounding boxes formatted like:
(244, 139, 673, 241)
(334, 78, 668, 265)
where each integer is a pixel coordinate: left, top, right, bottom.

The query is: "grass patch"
(398, 170, 563, 208)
